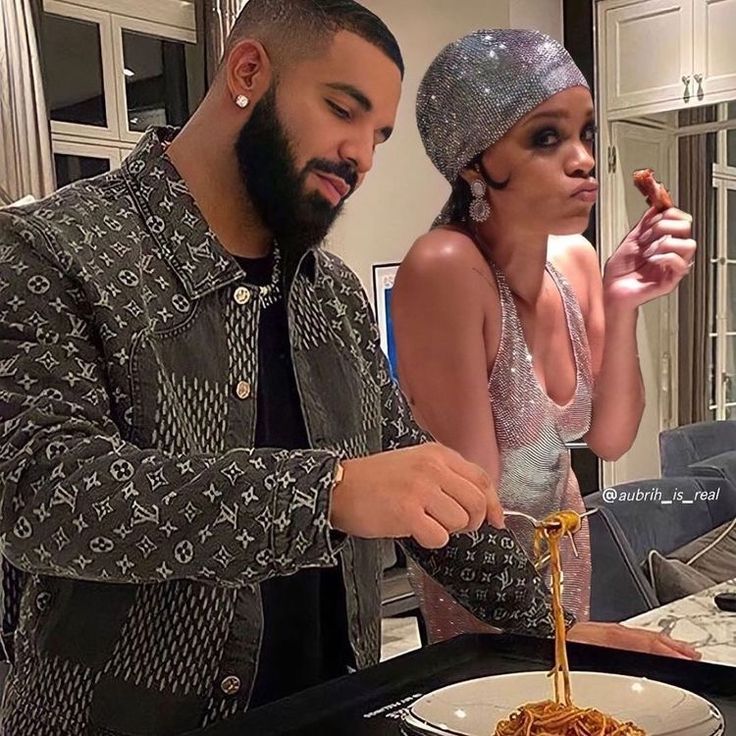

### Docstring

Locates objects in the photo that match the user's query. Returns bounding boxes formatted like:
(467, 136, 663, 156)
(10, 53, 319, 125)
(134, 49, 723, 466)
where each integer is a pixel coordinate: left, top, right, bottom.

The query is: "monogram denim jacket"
(0, 128, 565, 735)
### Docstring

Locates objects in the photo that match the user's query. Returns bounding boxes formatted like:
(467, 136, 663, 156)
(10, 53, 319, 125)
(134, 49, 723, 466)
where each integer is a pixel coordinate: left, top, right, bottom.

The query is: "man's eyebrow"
(326, 82, 373, 112)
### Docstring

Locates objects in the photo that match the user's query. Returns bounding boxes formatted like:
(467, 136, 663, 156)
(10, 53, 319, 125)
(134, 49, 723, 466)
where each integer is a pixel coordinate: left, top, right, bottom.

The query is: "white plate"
(403, 671, 724, 736)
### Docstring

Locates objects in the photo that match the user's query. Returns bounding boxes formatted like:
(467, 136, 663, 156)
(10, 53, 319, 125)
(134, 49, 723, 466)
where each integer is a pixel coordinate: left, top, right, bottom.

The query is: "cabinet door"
(52, 140, 121, 188)
(600, 122, 678, 486)
(111, 16, 199, 144)
(41, 0, 119, 141)
(694, 0, 736, 101)
(601, 0, 694, 114)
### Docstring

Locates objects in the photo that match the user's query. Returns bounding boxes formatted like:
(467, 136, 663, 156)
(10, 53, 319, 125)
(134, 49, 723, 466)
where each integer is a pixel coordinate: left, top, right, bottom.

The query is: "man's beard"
(235, 86, 357, 262)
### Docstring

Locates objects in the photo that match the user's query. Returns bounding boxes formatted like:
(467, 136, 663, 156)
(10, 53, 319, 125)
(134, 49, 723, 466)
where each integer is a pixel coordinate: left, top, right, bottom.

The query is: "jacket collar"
(122, 127, 318, 298)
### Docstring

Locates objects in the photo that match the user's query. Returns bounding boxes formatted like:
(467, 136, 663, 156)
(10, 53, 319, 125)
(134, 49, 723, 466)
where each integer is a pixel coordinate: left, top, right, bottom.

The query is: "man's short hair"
(226, 0, 404, 78)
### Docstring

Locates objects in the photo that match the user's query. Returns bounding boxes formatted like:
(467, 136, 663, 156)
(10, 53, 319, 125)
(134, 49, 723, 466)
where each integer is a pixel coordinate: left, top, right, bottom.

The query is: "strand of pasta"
(492, 511, 646, 736)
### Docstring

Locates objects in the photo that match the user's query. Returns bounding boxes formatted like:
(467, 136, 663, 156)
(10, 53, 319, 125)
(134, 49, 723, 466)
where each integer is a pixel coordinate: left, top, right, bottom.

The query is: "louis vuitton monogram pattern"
(0, 128, 563, 735)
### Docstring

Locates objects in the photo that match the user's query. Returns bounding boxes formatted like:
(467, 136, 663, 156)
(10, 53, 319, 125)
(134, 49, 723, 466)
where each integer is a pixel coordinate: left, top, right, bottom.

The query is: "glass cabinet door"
(40, 1, 118, 140)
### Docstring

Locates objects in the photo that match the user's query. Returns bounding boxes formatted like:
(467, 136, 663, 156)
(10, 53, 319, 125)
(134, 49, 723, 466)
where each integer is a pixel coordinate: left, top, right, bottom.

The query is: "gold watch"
(333, 461, 345, 487)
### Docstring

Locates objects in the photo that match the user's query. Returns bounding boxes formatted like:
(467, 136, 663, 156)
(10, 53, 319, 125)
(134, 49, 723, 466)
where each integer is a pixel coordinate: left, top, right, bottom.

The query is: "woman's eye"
(534, 128, 560, 147)
(582, 124, 598, 143)
(327, 100, 351, 120)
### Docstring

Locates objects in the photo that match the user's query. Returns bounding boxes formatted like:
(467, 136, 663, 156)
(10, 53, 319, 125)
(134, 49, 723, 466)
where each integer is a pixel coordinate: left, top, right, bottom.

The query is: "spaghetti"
(493, 511, 647, 736)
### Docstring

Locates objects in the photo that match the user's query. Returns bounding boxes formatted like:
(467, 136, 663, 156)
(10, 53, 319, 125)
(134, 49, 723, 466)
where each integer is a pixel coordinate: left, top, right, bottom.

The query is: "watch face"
(335, 463, 345, 484)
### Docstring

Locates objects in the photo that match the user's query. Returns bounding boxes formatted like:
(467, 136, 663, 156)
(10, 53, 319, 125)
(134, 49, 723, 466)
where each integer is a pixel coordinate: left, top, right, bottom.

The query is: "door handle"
(682, 75, 691, 103)
(694, 73, 704, 101)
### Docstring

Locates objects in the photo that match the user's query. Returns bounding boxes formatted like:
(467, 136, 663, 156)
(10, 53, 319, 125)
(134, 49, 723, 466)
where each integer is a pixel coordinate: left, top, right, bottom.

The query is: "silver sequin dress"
(413, 259, 593, 642)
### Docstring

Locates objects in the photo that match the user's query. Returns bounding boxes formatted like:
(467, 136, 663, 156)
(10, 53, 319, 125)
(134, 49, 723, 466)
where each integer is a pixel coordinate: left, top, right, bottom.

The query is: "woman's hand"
(602, 206, 696, 311)
(567, 621, 702, 660)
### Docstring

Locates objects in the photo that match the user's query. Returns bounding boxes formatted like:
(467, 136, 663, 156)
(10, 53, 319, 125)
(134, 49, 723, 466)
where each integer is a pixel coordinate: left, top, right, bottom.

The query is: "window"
(710, 104, 736, 420)
(54, 154, 110, 188)
(40, 0, 203, 187)
(122, 30, 190, 132)
(41, 13, 107, 128)
(51, 140, 122, 188)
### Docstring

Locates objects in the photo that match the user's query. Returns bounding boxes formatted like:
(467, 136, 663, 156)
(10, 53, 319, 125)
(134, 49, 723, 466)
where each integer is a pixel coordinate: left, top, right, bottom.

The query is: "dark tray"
(195, 633, 736, 735)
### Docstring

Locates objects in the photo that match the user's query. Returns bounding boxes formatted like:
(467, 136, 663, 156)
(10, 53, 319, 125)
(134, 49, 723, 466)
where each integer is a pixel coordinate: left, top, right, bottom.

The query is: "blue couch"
(585, 476, 736, 621)
(659, 420, 736, 479)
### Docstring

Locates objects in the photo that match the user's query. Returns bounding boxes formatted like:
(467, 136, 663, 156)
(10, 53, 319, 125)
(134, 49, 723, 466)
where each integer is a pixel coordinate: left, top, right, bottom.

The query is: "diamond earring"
(234, 95, 250, 109)
(469, 179, 491, 223)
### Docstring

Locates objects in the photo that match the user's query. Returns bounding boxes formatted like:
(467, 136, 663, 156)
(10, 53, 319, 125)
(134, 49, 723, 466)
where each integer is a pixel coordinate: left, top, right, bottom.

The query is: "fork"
(502, 508, 598, 530)
(503, 508, 598, 565)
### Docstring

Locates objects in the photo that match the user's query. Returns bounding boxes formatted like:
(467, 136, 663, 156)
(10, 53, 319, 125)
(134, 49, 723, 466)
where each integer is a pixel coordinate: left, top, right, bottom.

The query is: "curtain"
(677, 107, 717, 425)
(198, 0, 247, 88)
(0, 0, 54, 204)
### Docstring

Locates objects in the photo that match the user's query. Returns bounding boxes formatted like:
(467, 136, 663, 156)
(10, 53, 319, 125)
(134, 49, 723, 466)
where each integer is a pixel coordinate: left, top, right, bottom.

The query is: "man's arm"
(381, 351, 569, 636)
(341, 267, 573, 638)
(0, 214, 343, 586)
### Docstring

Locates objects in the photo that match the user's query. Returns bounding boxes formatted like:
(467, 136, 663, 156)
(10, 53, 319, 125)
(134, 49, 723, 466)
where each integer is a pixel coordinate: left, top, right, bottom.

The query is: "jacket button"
(235, 381, 251, 400)
(233, 287, 251, 305)
(220, 675, 241, 695)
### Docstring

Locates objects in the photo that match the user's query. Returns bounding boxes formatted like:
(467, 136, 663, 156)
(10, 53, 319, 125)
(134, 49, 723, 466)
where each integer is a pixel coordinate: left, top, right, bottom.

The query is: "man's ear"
(224, 38, 274, 107)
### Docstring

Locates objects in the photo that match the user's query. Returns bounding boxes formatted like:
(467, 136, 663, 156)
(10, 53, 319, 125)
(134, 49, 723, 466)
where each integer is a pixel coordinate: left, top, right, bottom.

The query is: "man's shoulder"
(0, 169, 137, 270)
(316, 249, 368, 301)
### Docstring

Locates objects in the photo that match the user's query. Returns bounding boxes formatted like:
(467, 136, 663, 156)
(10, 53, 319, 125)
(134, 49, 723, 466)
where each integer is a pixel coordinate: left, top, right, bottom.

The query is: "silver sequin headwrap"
(416, 29, 589, 222)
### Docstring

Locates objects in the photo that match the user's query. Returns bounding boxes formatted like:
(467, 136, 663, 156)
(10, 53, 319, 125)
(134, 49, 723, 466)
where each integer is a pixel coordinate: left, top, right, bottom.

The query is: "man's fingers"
(486, 495, 504, 528)
(435, 469, 487, 531)
(438, 446, 493, 494)
(424, 491, 471, 534)
(438, 448, 498, 528)
(412, 514, 450, 549)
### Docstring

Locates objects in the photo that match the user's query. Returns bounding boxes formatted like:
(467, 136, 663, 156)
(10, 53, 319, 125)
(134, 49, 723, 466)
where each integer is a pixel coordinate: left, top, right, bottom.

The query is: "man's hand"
(568, 621, 701, 660)
(329, 443, 503, 548)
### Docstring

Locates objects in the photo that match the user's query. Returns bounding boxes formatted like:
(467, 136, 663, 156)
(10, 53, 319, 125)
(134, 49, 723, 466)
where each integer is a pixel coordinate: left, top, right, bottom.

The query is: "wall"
(327, 0, 564, 299)
(510, 0, 563, 42)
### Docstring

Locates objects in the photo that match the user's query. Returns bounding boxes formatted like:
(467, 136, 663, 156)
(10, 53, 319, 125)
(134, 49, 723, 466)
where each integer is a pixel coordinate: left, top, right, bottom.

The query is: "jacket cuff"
(272, 451, 345, 573)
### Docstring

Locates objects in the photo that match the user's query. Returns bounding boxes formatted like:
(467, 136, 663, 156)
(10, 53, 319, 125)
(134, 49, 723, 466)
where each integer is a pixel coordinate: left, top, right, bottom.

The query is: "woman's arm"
(575, 204, 695, 460)
(392, 231, 501, 487)
(571, 239, 645, 461)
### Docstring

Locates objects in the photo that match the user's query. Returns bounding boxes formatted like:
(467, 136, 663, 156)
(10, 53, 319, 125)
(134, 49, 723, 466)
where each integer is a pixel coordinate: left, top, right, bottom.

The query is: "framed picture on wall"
(372, 263, 400, 380)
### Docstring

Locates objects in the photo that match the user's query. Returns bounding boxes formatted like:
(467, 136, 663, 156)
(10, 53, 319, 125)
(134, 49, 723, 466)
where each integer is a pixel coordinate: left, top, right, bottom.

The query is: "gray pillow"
(670, 519, 736, 583)
(644, 551, 716, 604)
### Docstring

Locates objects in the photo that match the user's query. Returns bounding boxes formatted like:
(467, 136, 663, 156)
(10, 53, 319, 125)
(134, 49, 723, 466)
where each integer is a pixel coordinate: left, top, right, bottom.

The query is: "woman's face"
(474, 86, 597, 235)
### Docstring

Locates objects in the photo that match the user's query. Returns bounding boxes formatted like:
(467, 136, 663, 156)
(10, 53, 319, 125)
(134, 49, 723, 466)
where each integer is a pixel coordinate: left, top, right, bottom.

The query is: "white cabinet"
(602, 0, 693, 113)
(694, 0, 736, 100)
(40, 0, 201, 191)
(599, 0, 736, 117)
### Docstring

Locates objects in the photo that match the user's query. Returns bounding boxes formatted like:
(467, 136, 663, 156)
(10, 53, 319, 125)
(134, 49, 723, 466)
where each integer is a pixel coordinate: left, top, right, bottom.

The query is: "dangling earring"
(234, 95, 250, 109)
(469, 179, 491, 223)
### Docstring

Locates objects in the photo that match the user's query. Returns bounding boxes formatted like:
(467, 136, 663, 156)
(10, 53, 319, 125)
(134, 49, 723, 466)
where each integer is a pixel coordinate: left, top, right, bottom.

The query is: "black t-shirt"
(239, 252, 353, 708)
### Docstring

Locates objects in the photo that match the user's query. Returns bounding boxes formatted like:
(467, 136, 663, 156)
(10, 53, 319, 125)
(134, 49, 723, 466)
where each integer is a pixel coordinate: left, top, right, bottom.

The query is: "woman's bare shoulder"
(548, 233, 598, 274)
(547, 234, 601, 318)
(398, 227, 493, 289)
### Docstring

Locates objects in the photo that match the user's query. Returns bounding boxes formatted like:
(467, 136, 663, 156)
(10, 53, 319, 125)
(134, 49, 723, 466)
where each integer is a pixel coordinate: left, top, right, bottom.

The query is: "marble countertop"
(624, 578, 736, 666)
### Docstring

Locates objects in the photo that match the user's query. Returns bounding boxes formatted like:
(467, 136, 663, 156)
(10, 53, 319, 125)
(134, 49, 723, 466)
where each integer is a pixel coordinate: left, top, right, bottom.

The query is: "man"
(0, 1, 696, 733)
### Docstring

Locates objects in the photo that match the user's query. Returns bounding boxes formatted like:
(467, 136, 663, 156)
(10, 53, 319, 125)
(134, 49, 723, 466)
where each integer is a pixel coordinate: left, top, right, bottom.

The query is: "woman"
(393, 29, 695, 641)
